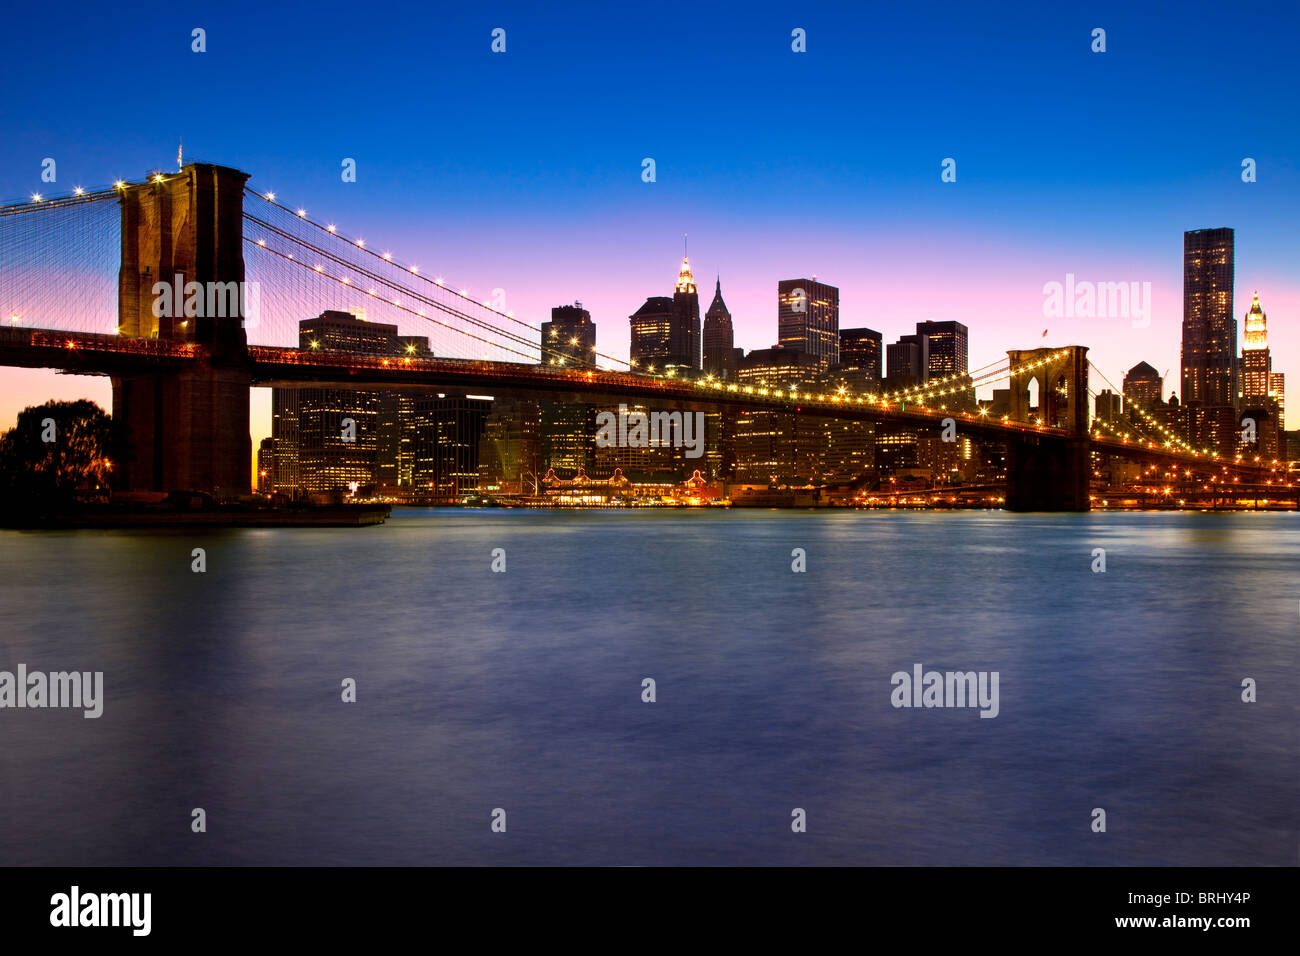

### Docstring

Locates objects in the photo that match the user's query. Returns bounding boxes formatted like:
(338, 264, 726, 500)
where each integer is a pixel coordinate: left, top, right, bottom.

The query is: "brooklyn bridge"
(0, 163, 1278, 511)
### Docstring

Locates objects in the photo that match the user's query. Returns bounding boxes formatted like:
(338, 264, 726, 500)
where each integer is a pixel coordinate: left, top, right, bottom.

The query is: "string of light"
(243, 236, 548, 365)
(1087, 361, 1213, 456)
(245, 188, 638, 373)
(243, 211, 567, 363)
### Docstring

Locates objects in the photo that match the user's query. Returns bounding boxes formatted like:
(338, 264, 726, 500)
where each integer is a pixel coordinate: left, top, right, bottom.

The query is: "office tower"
(885, 334, 929, 390)
(295, 386, 382, 495)
(393, 335, 433, 357)
(1181, 228, 1236, 408)
(736, 346, 824, 390)
(629, 255, 701, 374)
(1095, 390, 1123, 423)
(916, 320, 973, 409)
(822, 418, 875, 481)
(778, 278, 840, 368)
(874, 428, 920, 473)
(915, 320, 968, 381)
(702, 277, 737, 378)
(1234, 291, 1284, 459)
(406, 395, 491, 501)
(589, 403, 689, 480)
(540, 401, 596, 475)
(541, 303, 597, 368)
(672, 255, 702, 372)
(272, 310, 431, 496)
(477, 399, 541, 495)
(1122, 361, 1163, 412)
(1269, 371, 1285, 430)
(838, 327, 883, 391)
(376, 393, 415, 495)
(629, 296, 674, 372)
(271, 389, 300, 495)
(1240, 292, 1271, 401)
(293, 311, 388, 495)
(730, 348, 827, 482)
(257, 438, 275, 493)
(300, 309, 397, 353)
(918, 432, 976, 483)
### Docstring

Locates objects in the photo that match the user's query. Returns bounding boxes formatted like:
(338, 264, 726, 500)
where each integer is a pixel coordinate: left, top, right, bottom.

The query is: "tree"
(0, 399, 114, 505)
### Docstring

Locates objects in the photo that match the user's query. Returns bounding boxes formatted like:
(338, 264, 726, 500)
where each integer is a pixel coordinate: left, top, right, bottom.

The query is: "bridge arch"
(1006, 346, 1089, 436)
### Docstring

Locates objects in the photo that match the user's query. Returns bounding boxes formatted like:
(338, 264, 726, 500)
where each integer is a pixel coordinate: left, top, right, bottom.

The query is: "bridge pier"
(1004, 436, 1091, 511)
(112, 359, 251, 497)
(1001, 346, 1092, 511)
(112, 164, 252, 497)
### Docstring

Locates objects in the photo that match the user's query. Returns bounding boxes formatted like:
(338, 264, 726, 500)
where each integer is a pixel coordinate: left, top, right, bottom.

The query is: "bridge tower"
(1003, 346, 1091, 511)
(112, 164, 252, 496)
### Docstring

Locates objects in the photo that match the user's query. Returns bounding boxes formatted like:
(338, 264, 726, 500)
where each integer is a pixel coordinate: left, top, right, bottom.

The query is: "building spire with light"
(1243, 290, 1267, 350)
(675, 248, 696, 294)
(1241, 290, 1274, 404)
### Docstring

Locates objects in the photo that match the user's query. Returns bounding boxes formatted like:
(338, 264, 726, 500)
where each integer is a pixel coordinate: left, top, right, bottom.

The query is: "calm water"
(1, 509, 1296, 866)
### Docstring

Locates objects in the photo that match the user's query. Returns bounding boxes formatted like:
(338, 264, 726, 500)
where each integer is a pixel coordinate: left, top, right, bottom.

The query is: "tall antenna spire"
(177, 136, 183, 171)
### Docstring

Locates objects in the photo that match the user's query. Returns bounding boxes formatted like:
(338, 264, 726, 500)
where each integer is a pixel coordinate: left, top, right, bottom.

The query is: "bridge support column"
(112, 163, 252, 497)
(1005, 436, 1091, 511)
(113, 359, 251, 497)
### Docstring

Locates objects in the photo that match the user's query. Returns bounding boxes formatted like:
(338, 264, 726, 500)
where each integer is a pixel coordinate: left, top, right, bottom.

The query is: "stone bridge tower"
(1004, 346, 1091, 511)
(112, 164, 252, 496)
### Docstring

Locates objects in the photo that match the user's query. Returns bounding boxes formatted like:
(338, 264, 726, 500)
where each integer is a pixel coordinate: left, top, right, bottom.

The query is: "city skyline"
(2, 1, 1297, 440)
(1, 223, 1293, 446)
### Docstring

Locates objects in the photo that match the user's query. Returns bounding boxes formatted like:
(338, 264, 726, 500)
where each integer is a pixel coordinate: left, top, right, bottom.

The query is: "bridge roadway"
(0, 327, 1273, 480)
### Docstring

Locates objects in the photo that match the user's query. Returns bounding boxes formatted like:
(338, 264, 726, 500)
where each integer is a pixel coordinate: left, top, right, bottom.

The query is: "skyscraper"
(915, 320, 968, 381)
(702, 277, 737, 378)
(885, 334, 929, 390)
(778, 278, 839, 368)
(408, 396, 492, 501)
(540, 401, 595, 476)
(541, 303, 596, 368)
(629, 255, 701, 374)
(629, 297, 674, 372)
(672, 255, 702, 372)
(256, 437, 275, 493)
(1122, 361, 1163, 414)
(1237, 292, 1285, 460)
(731, 348, 826, 482)
(838, 327, 883, 391)
(1094, 390, 1123, 423)
(271, 309, 431, 497)
(477, 399, 541, 495)
(1269, 371, 1285, 431)
(915, 320, 972, 408)
(1181, 228, 1236, 409)
(1241, 291, 1271, 401)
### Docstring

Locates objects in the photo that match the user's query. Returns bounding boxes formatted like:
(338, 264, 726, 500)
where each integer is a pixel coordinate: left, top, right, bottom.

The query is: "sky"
(2, 0, 1298, 453)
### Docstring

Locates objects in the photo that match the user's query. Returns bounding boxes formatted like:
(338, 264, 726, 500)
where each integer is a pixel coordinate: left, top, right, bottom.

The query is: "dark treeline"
(0, 400, 114, 512)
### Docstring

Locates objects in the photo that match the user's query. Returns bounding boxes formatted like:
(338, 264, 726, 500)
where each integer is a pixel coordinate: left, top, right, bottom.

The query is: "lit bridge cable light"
(245, 188, 641, 373)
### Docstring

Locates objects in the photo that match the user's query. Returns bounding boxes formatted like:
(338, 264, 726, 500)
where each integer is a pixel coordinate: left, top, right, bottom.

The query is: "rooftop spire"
(675, 248, 696, 294)
(1244, 290, 1268, 351)
(705, 274, 729, 317)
